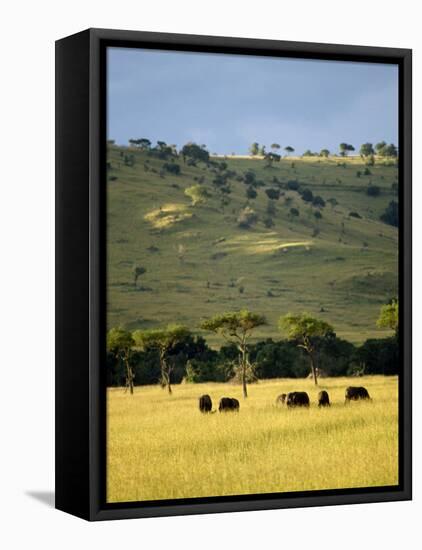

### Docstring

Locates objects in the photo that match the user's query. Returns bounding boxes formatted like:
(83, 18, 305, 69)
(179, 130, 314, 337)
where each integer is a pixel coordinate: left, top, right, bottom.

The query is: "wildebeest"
(199, 394, 212, 413)
(275, 393, 287, 406)
(219, 397, 240, 412)
(286, 391, 310, 408)
(345, 386, 371, 403)
(318, 390, 330, 407)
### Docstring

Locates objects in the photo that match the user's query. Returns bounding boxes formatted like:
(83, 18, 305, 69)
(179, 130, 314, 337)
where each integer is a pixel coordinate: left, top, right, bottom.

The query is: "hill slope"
(106, 146, 398, 344)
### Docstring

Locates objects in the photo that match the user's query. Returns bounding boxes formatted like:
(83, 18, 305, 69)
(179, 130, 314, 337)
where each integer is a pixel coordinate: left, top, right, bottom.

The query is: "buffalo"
(275, 393, 287, 406)
(318, 390, 330, 407)
(199, 394, 212, 413)
(219, 397, 240, 412)
(286, 391, 310, 408)
(345, 386, 371, 403)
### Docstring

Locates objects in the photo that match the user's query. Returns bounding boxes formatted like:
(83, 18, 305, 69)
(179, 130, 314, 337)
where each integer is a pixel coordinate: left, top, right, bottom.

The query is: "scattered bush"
(246, 186, 257, 200)
(301, 188, 314, 202)
(265, 188, 280, 200)
(287, 180, 300, 191)
(380, 200, 398, 227)
(312, 195, 326, 208)
(163, 162, 181, 175)
(367, 185, 380, 197)
(349, 211, 362, 219)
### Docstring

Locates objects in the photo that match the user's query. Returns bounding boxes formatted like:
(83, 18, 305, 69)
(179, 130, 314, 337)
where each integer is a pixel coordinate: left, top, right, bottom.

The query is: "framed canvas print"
(55, 28, 412, 521)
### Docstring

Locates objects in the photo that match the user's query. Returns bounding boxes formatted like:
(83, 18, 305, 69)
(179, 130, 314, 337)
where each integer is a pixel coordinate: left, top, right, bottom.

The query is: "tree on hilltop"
(339, 143, 355, 156)
(249, 142, 260, 156)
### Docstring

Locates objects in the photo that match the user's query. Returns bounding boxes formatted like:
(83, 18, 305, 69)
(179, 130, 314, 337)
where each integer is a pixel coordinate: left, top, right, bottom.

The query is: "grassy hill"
(106, 145, 398, 345)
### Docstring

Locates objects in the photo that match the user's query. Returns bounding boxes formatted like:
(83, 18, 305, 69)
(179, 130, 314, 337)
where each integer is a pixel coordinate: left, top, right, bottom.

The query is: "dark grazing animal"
(286, 391, 310, 408)
(318, 390, 330, 407)
(219, 397, 240, 412)
(275, 393, 287, 406)
(345, 386, 371, 403)
(199, 394, 212, 413)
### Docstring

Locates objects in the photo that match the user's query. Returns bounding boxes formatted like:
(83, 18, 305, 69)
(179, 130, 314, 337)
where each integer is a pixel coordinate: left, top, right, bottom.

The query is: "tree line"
(107, 301, 398, 397)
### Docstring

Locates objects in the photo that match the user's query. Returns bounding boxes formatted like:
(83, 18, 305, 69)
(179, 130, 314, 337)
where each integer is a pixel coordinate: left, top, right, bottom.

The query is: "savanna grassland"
(107, 375, 398, 503)
(107, 145, 398, 344)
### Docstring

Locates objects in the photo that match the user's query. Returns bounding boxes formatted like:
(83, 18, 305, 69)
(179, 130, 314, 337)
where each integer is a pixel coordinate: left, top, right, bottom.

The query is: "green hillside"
(106, 145, 398, 345)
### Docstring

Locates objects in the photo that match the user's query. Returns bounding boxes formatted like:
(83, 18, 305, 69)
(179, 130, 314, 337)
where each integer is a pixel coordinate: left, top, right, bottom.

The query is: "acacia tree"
(359, 142, 375, 158)
(200, 310, 266, 398)
(107, 328, 136, 394)
(271, 143, 281, 152)
(284, 146, 295, 156)
(279, 313, 334, 385)
(133, 325, 191, 394)
(377, 299, 398, 334)
(339, 143, 355, 156)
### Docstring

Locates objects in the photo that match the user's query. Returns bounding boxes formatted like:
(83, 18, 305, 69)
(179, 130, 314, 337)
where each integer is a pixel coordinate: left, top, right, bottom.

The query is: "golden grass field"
(106, 375, 398, 503)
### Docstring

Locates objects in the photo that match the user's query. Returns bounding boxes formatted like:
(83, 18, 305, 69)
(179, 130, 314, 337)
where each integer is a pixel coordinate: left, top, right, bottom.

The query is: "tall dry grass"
(107, 375, 398, 503)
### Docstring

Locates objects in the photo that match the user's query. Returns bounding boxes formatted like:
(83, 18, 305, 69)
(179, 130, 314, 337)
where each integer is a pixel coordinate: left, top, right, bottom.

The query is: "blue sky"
(107, 47, 398, 155)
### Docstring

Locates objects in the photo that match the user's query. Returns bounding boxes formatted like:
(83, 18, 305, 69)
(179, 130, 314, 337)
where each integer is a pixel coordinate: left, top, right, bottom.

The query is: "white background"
(0, 1, 419, 548)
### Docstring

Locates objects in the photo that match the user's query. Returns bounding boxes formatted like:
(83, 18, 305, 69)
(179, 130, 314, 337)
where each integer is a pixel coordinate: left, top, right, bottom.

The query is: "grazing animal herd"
(198, 386, 371, 413)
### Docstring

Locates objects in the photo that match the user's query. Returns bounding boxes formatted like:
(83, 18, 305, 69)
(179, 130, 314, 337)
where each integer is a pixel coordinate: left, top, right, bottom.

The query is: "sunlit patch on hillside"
(221, 233, 312, 255)
(144, 203, 193, 229)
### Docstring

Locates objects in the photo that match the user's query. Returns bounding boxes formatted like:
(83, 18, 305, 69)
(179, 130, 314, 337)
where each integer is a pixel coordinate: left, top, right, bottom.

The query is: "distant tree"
(265, 188, 281, 200)
(320, 149, 330, 158)
(133, 265, 146, 288)
(300, 189, 314, 203)
(375, 141, 387, 156)
(181, 142, 209, 164)
(246, 186, 257, 200)
(289, 207, 299, 218)
(384, 143, 398, 158)
(200, 310, 266, 397)
(163, 162, 181, 175)
(107, 328, 135, 394)
(339, 143, 355, 156)
(140, 138, 151, 149)
(133, 325, 191, 394)
(284, 146, 294, 156)
(380, 200, 398, 227)
(243, 170, 256, 186)
(184, 184, 210, 206)
(271, 143, 281, 151)
(359, 142, 375, 157)
(279, 313, 334, 385)
(377, 299, 398, 334)
(249, 142, 260, 156)
(303, 150, 314, 157)
(312, 195, 326, 208)
(259, 145, 266, 156)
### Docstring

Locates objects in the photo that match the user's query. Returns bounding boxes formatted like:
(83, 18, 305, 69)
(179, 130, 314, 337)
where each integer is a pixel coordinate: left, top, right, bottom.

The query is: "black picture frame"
(55, 28, 412, 521)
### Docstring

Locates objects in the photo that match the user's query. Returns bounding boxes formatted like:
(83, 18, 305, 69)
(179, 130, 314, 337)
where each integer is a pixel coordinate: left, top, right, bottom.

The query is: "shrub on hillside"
(367, 184, 380, 197)
(163, 162, 181, 175)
